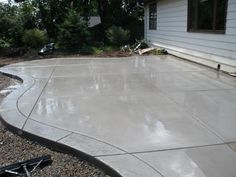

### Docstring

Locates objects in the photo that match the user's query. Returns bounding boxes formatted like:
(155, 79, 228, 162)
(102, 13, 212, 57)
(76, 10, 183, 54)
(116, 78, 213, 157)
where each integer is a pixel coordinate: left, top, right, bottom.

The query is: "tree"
(0, 0, 144, 48)
(0, 2, 23, 47)
(33, 0, 93, 40)
(18, 0, 39, 29)
(91, 0, 144, 42)
(57, 9, 90, 49)
(106, 26, 130, 46)
(22, 28, 47, 48)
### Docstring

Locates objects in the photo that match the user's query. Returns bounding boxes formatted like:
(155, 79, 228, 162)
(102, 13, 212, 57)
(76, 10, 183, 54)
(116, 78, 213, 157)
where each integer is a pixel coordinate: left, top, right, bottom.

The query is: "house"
(143, 0, 236, 73)
(88, 16, 101, 28)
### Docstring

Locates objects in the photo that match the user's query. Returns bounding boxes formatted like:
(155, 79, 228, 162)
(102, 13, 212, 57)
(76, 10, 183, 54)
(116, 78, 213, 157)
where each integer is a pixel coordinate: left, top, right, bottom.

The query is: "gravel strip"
(0, 74, 110, 177)
(0, 74, 20, 90)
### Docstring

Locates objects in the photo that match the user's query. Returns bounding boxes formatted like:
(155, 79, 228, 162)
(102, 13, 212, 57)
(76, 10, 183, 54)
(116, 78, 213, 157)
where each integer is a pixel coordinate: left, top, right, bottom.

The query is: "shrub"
(91, 46, 115, 55)
(91, 47, 103, 55)
(0, 16, 24, 47)
(106, 26, 130, 46)
(22, 29, 47, 48)
(57, 9, 90, 50)
(78, 46, 94, 55)
(0, 38, 10, 49)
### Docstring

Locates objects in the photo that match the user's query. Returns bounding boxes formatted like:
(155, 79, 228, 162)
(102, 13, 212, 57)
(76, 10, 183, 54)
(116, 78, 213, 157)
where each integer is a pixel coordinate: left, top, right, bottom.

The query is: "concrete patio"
(1, 55, 236, 177)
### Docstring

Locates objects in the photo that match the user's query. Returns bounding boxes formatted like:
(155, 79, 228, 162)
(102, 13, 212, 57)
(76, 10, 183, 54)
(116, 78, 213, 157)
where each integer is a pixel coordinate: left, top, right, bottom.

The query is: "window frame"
(187, 0, 228, 34)
(149, 2, 157, 30)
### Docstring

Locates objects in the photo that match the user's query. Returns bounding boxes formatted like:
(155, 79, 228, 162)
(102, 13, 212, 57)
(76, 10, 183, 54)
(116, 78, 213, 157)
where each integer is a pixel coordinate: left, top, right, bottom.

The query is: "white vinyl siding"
(145, 0, 236, 60)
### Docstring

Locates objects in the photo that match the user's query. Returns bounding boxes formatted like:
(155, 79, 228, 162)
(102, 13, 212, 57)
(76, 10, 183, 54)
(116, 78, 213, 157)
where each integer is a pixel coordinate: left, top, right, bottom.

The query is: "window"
(149, 3, 157, 30)
(188, 0, 228, 33)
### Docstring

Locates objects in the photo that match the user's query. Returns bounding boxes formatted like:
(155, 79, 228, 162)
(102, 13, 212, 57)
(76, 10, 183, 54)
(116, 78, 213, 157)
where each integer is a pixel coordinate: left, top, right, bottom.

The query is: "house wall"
(145, 0, 236, 73)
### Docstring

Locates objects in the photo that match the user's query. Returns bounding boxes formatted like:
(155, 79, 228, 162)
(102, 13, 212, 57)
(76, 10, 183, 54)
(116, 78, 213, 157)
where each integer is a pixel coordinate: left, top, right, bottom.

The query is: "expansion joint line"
(21, 66, 57, 130)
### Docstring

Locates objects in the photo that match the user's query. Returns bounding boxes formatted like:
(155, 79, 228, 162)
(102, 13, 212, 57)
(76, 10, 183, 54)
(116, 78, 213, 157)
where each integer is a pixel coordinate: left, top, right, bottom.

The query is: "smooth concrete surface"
(229, 143, 236, 152)
(1, 55, 236, 177)
(136, 145, 236, 177)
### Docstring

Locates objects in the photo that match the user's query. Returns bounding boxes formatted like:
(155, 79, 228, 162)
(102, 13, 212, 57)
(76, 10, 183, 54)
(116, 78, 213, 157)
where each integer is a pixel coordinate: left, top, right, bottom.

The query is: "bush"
(0, 38, 11, 49)
(91, 46, 115, 55)
(22, 29, 47, 48)
(106, 26, 130, 46)
(0, 16, 23, 47)
(57, 9, 90, 50)
(78, 46, 94, 55)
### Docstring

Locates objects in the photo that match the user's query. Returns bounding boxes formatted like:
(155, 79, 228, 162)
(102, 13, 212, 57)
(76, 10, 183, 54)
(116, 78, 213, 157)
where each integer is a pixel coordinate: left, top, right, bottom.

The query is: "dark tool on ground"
(0, 155, 52, 177)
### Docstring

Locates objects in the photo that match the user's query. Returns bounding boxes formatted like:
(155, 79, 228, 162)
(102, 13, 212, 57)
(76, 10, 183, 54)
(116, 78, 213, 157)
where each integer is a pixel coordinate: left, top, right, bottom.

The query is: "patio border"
(0, 70, 122, 177)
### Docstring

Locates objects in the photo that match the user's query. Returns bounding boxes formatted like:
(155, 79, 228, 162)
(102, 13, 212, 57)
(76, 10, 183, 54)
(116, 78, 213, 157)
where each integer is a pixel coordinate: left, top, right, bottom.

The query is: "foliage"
(92, 47, 103, 55)
(0, 3, 23, 47)
(78, 46, 94, 55)
(91, 46, 115, 55)
(22, 28, 47, 48)
(57, 9, 90, 49)
(106, 26, 130, 46)
(153, 48, 168, 55)
(0, 0, 144, 50)
(18, 0, 39, 29)
(89, 24, 105, 43)
(93, 0, 144, 41)
(0, 38, 11, 49)
(33, 0, 94, 39)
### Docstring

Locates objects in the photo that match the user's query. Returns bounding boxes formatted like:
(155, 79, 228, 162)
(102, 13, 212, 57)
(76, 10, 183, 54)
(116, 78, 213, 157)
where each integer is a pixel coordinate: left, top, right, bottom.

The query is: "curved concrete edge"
(0, 68, 35, 129)
(23, 119, 125, 157)
(0, 116, 122, 177)
(0, 67, 163, 177)
(0, 68, 124, 177)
